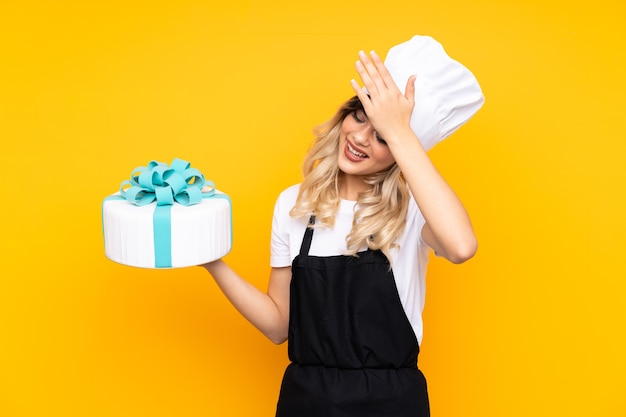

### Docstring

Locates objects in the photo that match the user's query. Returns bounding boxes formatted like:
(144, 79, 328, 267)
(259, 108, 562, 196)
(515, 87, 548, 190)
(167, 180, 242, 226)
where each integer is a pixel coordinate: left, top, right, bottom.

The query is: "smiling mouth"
(347, 142, 367, 158)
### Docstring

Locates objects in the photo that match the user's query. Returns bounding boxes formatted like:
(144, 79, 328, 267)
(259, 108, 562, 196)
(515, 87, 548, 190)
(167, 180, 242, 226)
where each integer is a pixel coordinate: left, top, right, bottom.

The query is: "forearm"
(389, 132, 477, 263)
(350, 49, 477, 263)
(202, 260, 290, 344)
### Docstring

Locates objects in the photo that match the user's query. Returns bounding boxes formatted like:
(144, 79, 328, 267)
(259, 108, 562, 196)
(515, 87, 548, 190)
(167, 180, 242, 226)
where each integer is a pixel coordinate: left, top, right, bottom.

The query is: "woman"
(203, 36, 484, 416)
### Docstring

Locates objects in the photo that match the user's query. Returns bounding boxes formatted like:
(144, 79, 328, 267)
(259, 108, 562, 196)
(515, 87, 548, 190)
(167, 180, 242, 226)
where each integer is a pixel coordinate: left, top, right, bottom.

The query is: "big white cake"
(102, 159, 232, 269)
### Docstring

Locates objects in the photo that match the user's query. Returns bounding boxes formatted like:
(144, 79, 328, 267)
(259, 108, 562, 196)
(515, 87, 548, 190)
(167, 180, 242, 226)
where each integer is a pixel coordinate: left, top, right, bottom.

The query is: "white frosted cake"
(102, 159, 232, 269)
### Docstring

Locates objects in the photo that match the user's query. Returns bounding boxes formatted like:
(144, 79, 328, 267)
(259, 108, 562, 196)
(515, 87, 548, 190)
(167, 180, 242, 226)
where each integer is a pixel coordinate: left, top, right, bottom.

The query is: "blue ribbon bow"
(120, 158, 208, 207)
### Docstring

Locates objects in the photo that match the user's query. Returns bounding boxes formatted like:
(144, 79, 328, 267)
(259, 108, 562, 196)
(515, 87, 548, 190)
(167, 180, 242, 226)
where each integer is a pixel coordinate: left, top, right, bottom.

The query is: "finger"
(350, 78, 370, 106)
(355, 57, 378, 96)
(350, 78, 363, 96)
(369, 50, 396, 90)
(405, 75, 416, 105)
(358, 50, 385, 90)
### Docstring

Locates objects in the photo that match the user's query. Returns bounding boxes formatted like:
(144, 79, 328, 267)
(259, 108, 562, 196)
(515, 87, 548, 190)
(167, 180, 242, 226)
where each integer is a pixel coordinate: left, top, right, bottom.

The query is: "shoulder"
(278, 183, 300, 202)
(271, 184, 306, 266)
(274, 183, 300, 213)
(272, 183, 303, 222)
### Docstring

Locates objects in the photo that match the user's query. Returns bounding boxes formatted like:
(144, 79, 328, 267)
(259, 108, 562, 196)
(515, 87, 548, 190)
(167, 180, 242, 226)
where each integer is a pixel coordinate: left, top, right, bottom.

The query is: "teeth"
(347, 143, 367, 158)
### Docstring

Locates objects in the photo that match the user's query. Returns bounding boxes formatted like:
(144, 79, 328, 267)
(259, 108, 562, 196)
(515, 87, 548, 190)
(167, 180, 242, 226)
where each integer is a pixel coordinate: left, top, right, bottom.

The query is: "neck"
(338, 173, 369, 201)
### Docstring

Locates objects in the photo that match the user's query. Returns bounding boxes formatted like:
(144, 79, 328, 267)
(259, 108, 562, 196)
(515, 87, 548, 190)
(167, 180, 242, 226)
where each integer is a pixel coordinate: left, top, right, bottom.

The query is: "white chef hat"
(383, 35, 485, 151)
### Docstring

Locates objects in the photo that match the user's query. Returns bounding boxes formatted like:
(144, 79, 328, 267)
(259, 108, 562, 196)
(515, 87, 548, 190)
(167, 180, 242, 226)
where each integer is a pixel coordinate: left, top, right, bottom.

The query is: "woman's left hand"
(351, 50, 477, 264)
(350, 50, 416, 147)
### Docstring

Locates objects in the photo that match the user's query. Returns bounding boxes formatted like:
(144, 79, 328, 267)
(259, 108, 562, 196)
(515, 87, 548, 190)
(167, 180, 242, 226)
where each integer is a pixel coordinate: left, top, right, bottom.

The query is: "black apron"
(276, 217, 430, 417)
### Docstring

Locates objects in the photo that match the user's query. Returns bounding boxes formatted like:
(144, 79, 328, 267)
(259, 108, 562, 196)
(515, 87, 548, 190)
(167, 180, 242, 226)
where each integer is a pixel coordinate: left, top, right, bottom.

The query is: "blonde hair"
(290, 96, 410, 261)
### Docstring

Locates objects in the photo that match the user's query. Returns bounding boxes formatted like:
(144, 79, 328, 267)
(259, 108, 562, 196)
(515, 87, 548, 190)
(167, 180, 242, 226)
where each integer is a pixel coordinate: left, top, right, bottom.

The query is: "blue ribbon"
(105, 158, 228, 268)
(120, 158, 205, 208)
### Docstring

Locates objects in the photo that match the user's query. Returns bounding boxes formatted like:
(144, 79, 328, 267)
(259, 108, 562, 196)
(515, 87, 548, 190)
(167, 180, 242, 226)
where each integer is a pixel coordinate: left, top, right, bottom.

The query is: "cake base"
(102, 191, 231, 269)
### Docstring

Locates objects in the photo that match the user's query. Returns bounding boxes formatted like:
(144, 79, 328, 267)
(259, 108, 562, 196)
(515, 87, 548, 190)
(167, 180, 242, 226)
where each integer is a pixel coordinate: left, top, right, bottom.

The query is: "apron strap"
(298, 215, 316, 257)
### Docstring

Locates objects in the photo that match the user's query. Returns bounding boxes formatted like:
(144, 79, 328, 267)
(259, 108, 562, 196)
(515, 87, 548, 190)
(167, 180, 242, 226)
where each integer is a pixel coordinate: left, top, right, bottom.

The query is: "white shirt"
(270, 184, 431, 344)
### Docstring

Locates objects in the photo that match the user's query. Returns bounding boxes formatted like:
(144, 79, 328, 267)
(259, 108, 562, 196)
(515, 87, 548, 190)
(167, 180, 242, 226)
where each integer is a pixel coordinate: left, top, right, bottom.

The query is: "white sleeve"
(407, 192, 429, 249)
(270, 186, 298, 267)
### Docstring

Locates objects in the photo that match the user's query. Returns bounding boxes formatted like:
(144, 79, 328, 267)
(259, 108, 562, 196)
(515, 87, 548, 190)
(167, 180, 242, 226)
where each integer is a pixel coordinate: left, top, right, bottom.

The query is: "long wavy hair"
(290, 96, 410, 261)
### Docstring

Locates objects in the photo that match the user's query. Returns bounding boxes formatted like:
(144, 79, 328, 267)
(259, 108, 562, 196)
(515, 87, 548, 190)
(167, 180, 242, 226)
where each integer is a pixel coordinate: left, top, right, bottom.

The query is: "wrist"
(385, 127, 421, 149)
(201, 259, 224, 275)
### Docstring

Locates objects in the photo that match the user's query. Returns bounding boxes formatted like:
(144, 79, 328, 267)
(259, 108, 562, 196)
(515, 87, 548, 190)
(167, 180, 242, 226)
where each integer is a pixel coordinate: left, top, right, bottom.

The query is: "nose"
(352, 124, 374, 146)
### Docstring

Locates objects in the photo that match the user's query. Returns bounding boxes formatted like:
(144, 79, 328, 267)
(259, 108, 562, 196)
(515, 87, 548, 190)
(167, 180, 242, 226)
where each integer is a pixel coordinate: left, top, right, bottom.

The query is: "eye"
(351, 110, 366, 123)
(376, 133, 387, 145)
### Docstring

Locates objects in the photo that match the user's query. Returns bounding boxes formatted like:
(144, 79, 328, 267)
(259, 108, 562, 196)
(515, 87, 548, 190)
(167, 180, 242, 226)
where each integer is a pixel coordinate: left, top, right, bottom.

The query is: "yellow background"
(1, 1, 625, 416)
